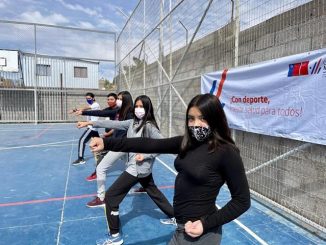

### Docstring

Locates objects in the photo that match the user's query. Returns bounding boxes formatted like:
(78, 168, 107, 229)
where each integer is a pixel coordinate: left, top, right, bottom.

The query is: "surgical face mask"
(188, 125, 212, 142)
(135, 107, 145, 119)
(116, 99, 122, 108)
(86, 98, 93, 105)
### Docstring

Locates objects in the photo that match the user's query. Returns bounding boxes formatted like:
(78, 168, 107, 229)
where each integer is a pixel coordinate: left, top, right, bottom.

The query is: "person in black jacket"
(89, 94, 251, 245)
(75, 91, 133, 182)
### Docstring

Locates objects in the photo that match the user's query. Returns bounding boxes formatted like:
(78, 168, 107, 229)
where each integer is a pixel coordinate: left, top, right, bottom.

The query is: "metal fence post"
(33, 24, 38, 124)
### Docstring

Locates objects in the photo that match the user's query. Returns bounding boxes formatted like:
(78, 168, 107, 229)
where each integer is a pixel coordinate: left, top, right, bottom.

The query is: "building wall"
(21, 54, 99, 89)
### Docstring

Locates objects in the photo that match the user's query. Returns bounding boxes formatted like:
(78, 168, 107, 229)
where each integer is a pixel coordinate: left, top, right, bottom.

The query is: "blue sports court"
(0, 123, 324, 245)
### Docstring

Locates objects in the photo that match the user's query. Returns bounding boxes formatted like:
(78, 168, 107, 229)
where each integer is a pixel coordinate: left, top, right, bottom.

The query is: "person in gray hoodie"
(77, 95, 174, 245)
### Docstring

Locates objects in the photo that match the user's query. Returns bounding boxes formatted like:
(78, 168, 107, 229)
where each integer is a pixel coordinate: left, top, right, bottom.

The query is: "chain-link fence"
(116, 0, 326, 237)
(0, 20, 116, 122)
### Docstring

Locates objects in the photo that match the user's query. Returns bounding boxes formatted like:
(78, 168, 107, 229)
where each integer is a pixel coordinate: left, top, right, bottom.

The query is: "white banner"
(201, 48, 326, 145)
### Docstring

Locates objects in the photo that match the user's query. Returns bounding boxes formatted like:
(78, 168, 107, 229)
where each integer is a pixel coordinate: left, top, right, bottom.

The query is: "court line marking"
(0, 140, 78, 151)
(29, 124, 53, 139)
(0, 221, 60, 230)
(0, 123, 76, 129)
(1, 125, 53, 140)
(0, 150, 267, 244)
(156, 156, 269, 245)
(56, 138, 74, 245)
(0, 144, 78, 151)
(155, 157, 178, 175)
(216, 203, 269, 245)
(0, 194, 96, 207)
(0, 185, 175, 208)
(0, 128, 77, 132)
(0, 216, 105, 230)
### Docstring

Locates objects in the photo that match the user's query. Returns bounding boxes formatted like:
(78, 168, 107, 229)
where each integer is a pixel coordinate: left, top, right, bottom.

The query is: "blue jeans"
(169, 223, 222, 245)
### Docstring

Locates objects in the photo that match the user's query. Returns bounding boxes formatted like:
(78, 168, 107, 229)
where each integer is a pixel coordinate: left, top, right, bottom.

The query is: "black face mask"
(188, 126, 212, 141)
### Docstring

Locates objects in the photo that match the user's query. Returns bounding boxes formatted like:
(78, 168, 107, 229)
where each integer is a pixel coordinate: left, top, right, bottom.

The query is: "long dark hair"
(118, 91, 133, 120)
(180, 94, 236, 155)
(133, 95, 159, 133)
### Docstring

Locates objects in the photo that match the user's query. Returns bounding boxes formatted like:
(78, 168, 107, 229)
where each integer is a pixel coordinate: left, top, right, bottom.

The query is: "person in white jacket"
(77, 95, 174, 245)
(72, 92, 100, 165)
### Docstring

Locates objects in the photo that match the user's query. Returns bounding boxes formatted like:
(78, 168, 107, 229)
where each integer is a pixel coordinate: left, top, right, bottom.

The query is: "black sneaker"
(72, 158, 86, 165)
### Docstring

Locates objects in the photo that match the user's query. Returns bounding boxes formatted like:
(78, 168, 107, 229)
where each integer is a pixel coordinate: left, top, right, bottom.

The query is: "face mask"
(116, 99, 122, 108)
(86, 98, 93, 105)
(188, 125, 212, 142)
(135, 107, 145, 119)
(108, 101, 116, 108)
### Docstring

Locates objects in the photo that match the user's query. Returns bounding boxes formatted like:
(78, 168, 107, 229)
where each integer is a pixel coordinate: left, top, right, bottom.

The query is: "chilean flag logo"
(209, 69, 228, 108)
(288, 58, 322, 77)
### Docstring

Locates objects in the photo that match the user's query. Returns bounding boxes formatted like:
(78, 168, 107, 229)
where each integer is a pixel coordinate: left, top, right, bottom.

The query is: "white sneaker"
(160, 217, 177, 226)
(96, 233, 123, 245)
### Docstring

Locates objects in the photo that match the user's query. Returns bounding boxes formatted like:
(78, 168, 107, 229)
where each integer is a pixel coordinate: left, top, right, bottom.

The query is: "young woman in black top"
(90, 94, 251, 244)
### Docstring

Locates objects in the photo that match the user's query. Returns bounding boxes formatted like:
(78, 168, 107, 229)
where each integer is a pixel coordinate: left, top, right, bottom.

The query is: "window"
(0, 57, 6, 67)
(74, 66, 88, 78)
(36, 64, 51, 76)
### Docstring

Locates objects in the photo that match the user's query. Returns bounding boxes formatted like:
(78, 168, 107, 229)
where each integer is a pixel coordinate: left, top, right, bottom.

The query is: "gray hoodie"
(93, 119, 162, 177)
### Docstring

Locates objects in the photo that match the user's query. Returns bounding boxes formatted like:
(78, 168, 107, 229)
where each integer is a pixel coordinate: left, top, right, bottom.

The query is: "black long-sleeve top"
(82, 107, 119, 119)
(103, 136, 251, 233)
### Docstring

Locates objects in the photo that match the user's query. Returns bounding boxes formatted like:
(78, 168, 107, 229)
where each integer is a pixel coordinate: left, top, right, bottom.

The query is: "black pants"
(104, 171, 174, 234)
(169, 224, 222, 245)
(77, 128, 99, 159)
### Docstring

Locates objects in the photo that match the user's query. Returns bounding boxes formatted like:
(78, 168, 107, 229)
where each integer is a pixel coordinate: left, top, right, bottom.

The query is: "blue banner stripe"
(209, 80, 217, 94)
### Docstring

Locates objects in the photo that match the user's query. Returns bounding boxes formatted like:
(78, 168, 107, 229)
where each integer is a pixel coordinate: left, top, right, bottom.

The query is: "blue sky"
(0, 0, 139, 81)
(0, 0, 312, 82)
(0, 0, 139, 31)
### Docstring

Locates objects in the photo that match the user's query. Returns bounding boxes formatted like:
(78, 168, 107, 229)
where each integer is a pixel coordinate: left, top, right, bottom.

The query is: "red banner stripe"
(216, 69, 228, 98)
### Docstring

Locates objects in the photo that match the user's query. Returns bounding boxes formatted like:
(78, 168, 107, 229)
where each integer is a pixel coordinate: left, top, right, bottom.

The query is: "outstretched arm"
(77, 119, 131, 131)
(90, 136, 183, 155)
(80, 108, 119, 118)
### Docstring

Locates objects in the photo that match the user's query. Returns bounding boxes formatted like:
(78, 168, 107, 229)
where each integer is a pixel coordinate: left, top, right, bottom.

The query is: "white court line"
(62, 215, 104, 223)
(56, 138, 75, 245)
(216, 203, 269, 245)
(0, 215, 104, 230)
(0, 221, 60, 230)
(156, 157, 178, 175)
(156, 156, 269, 245)
(0, 139, 78, 151)
(0, 128, 76, 132)
(0, 143, 77, 151)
